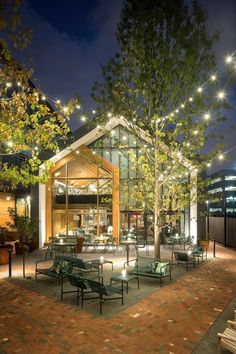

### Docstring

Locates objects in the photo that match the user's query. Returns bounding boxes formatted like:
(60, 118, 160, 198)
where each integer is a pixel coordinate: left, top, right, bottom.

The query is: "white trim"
(39, 166, 46, 248)
(190, 169, 198, 244)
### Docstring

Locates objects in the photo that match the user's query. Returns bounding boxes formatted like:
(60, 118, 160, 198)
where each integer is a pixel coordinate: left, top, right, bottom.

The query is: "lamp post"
(206, 200, 209, 241)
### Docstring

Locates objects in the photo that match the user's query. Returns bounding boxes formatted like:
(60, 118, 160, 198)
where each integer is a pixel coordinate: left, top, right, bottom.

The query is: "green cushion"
(193, 246, 203, 255)
(155, 262, 166, 275)
(50, 260, 72, 275)
(146, 262, 157, 274)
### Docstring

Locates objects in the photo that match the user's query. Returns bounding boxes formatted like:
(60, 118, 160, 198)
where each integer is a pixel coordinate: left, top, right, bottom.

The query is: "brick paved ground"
(0, 244, 236, 354)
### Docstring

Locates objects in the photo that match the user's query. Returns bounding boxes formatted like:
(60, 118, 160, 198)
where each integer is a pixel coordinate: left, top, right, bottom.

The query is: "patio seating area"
(0, 240, 210, 318)
(1, 242, 236, 353)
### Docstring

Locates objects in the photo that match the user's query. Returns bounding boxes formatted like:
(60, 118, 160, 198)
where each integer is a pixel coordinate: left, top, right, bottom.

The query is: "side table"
(110, 274, 139, 294)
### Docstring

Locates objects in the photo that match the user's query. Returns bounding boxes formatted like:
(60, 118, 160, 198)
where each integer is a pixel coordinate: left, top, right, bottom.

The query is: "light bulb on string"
(218, 154, 224, 160)
(107, 112, 112, 118)
(6, 82, 12, 88)
(211, 74, 217, 81)
(207, 163, 211, 167)
(76, 105, 80, 109)
(181, 104, 185, 108)
(197, 87, 203, 93)
(63, 107, 68, 113)
(81, 116, 86, 122)
(189, 97, 193, 102)
(7, 141, 13, 147)
(226, 55, 233, 64)
(17, 82, 21, 87)
(204, 113, 210, 120)
(41, 95, 46, 101)
(92, 110, 96, 114)
(56, 100, 61, 104)
(217, 91, 226, 100)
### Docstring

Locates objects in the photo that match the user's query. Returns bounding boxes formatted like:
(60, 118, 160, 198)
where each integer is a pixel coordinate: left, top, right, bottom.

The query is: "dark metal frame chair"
(83, 278, 124, 315)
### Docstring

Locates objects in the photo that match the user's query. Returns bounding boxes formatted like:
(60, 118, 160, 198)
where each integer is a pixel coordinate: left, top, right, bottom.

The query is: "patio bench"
(124, 255, 171, 287)
(35, 256, 99, 299)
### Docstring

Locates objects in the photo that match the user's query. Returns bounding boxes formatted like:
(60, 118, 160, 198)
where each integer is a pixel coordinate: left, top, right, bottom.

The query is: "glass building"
(39, 117, 193, 247)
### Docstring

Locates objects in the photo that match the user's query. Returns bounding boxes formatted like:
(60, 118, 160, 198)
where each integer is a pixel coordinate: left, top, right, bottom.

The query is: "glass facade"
(49, 124, 190, 240)
(51, 151, 112, 237)
(89, 125, 190, 240)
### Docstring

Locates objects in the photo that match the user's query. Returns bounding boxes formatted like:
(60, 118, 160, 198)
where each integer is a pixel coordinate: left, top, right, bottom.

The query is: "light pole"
(206, 200, 209, 241)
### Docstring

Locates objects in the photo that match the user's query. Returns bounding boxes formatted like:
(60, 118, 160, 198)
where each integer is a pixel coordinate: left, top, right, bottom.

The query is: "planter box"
(0, 246, 13, 265)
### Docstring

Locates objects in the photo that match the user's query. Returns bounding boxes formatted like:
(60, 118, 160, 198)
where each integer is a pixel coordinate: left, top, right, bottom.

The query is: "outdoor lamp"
(100, 256, 104, 263)
(59, 239, 63, 244)
(121, 269, 127, 277)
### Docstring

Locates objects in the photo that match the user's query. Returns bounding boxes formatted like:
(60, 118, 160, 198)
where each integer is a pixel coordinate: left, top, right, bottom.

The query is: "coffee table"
(89, 258, 113, 275)
(110, 273, 139, 293)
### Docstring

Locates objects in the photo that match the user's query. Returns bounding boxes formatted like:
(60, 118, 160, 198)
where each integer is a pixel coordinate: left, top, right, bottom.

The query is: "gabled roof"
(41, 115, 191, 171)
(47, 116, 133, 165)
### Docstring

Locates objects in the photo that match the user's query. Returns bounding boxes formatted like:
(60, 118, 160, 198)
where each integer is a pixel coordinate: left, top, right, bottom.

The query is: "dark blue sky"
(18, 0, 236, 171)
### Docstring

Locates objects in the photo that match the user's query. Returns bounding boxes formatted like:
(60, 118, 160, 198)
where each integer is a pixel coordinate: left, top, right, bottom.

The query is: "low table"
(89, 258, 113, 275)
(110, 274, 139, 294)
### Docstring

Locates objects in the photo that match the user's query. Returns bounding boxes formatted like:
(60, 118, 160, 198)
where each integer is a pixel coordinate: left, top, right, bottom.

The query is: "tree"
(0, 0, 78, 187)
(91, 0, 234, 258)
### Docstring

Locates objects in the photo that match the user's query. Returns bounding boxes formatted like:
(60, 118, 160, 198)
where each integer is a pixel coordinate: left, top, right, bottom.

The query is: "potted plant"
(0, 227, 13, 265)
(7, 208, 38, 254)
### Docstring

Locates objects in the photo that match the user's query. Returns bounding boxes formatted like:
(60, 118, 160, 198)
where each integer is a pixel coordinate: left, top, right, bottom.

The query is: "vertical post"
(8, 249, 13, 277)
(213, 239, 216, 258)
(223, 197, 227, 247)
(206, 200, 209, 240)
(23, 251, 26, 278)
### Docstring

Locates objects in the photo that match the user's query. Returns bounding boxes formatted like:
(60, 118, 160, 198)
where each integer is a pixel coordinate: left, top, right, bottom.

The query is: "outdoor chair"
(83, 278, 123, 315)
(217, 320, 236, 353)
(105, 236, 118, 254)
(63, 274, 96, 305)
(192, 244, 207, 262)
(172, 251, 195, 271)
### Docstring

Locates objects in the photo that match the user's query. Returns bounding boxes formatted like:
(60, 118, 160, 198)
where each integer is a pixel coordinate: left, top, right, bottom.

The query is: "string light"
(81, 116, 86, 122)
(63, 107, 68, 113)
(92, 110, 96, 114)
(6, 82, 12, 88)
(218, 154, 224, 160)
(17, 82, 21, 87)
(197, 87, 203, 93)
(76, 105, 80, 109)
(107, 112, 112, 118)
(7, 141, 13, 147)
(189, 97, 193, 102)
(41, 95, 46, 101)
(210, 74, 217, 81)
(204, 113, 210, 120)
(217, 91, 225, 100)
(226, 55, 233, 64)
(56, 99, 61, 104)
(207, 163, 211, 167)
(193, 130, 198, 135)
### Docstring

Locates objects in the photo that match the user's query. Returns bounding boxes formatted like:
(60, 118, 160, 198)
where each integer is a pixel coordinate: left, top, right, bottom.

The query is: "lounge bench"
(35, 256, 99, 299)
(124, 255, 171, 287)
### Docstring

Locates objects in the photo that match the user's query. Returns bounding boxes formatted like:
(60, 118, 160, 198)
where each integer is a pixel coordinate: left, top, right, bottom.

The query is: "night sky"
(16, 0, 236, 171)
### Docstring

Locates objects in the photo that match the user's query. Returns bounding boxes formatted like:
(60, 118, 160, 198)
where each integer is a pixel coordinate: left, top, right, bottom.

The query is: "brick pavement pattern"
(1, 247, 236, 354)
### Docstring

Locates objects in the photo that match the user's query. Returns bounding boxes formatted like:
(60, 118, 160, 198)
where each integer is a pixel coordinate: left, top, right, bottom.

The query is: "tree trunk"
(153, 129, 161, 259)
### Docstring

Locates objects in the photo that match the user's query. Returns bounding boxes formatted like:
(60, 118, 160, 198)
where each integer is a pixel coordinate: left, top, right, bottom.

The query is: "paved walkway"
(1, 245, 236, 353)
